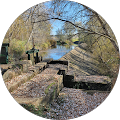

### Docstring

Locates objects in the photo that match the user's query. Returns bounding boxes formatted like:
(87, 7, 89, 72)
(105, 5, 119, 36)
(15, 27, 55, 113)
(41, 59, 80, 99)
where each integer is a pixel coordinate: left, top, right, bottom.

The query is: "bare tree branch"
(32, 17, 119, 52)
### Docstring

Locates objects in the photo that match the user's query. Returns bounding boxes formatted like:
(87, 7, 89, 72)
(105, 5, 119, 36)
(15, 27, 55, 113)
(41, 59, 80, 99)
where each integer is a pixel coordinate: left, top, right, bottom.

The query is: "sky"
(50, 20, 64, 35)
(44, 1, 87, 35)
(44, 1, 65, 35)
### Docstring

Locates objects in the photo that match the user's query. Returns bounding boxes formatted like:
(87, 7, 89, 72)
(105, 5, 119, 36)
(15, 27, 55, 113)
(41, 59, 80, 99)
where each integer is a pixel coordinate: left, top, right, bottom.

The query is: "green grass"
(72, 38, 79, 42)
(21, 104, 49, 118)
(45, 82, 56, 94)
(0, 54, 5, 57)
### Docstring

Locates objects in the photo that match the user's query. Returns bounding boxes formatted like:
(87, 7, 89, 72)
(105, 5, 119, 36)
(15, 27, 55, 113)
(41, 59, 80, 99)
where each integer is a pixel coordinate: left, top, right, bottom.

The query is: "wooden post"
(41, 56, 42, 61)
(26, 46, 39, 65)
(32, 52, 34, 65)
(28, 54, 30, 60)
(36, 52, 38, 63)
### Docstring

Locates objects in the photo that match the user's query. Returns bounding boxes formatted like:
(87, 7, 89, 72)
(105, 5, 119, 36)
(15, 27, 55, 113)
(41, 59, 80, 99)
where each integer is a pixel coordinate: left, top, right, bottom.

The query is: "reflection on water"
(39, 45, 76, 60)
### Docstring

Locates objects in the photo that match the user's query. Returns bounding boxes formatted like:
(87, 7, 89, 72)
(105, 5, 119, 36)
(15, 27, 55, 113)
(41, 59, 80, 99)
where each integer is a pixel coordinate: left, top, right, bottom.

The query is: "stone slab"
(42, 58, 53, 64)
(35, 62, 47, 71)
(14, 60, 32, 73)
(5, 72, 35, 92)
(75, 76, 111, 84)
(40, 68, 59, 75)
(11, 74, 63, 107)
(29, 66, 40, 74)
(49, 60, 68, 65)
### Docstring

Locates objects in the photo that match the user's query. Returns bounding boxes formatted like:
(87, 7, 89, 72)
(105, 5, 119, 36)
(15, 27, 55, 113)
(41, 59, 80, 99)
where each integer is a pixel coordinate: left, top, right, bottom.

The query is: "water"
(40, 45, 76, 60)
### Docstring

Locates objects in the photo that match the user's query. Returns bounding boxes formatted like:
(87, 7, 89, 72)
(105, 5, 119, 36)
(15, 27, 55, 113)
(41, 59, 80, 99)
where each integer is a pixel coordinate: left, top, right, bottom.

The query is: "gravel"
(46, 87, 110, 120)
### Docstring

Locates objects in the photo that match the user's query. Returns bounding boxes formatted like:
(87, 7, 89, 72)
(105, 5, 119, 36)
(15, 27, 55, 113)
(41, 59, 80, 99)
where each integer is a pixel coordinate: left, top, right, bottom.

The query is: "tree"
(56, 28, 65, 43)
(3, 3, 53, 62)
(32, 0, 119, 52)
(4, 0, 119, 76)
(63, 22, 76, 41)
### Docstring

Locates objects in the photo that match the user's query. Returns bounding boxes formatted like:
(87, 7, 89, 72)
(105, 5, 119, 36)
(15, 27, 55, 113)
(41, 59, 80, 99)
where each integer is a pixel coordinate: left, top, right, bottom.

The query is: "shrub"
(49, 39, 57, 46)
(10, 39, 26, 60)
(41, 42, 49, 50)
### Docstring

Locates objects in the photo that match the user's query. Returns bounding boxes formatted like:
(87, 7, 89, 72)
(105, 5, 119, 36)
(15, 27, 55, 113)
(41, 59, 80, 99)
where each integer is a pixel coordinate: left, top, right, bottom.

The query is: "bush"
(21, 104, 49, 118)
(49, 39, 57, 46)
(10, 39, 26, 60)
(41, 42, 49, 50)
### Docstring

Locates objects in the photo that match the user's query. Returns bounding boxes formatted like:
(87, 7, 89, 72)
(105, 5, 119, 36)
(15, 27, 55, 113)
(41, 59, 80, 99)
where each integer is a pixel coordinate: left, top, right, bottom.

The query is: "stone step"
(2, 68, 22, 82)
(64, 75, 112, 91)
(0, 64, 13, 75)
(5, 72, 35, 92)
(40, 68, 60, 75)
(48, 64, 68, 74)
(42, 58, 53, 64)
(11, 74, 63, 107)
(74, 75, 111, 84)
(5, 61, 66, 93)
(29, 62, 47, 74)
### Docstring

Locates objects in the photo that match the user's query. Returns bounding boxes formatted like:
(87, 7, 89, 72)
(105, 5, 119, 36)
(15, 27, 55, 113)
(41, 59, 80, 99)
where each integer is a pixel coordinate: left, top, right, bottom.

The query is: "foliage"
(21, 104, 49, 118)
(85, 14, 119, 77)
(72, 38, 79, 42)
(49, 39, 57, 46)
(45, 82, 56, 94)
(2, 0, 119, 78)
(63, 22, 76, 41)
(41, 42, 49, 50)
(3, 4, 53, 62)
(84, 34, 119, 77)
(4, 16, 28, 41)
(56, 29, 65, 42)
(10, 39, 26, 59)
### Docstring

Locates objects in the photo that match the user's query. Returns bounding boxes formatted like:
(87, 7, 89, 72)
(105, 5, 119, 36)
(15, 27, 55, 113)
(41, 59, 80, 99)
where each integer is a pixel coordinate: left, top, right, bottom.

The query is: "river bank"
(59, 46, 117, 87)
(59, 46, 101, 76)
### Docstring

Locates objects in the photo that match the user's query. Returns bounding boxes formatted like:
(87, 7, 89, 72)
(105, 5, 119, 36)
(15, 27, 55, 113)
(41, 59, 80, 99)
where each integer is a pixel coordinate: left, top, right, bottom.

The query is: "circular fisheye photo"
(0, 0, 119, 120)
